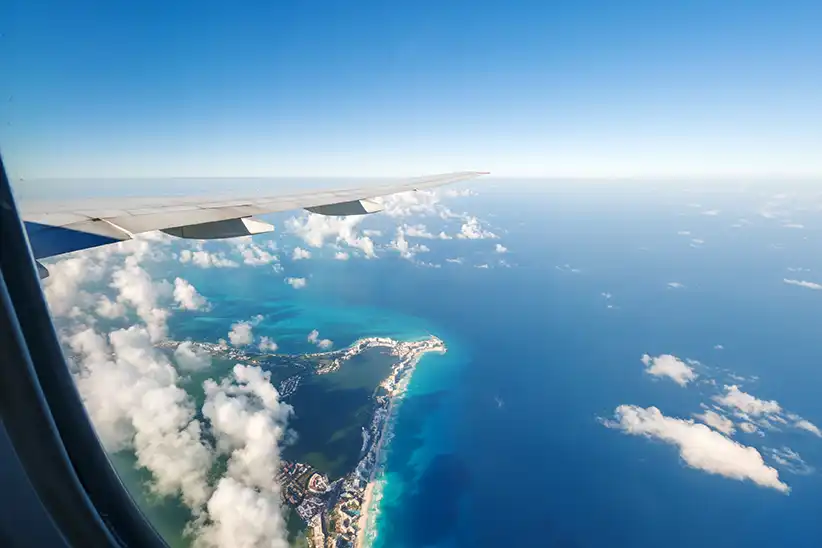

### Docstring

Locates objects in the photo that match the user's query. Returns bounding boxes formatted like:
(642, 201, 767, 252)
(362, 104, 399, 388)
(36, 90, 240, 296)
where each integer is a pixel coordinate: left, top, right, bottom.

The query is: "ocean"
(46, 180, 822, 547)
(296, 184, 822, 547)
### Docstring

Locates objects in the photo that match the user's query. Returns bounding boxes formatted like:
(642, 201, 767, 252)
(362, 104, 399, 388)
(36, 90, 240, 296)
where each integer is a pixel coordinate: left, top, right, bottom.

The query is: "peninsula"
(157, 334, 446, 547)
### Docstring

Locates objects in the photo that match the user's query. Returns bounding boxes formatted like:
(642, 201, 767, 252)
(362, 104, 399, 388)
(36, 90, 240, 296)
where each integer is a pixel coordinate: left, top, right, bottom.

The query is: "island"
(157, 334, 446, 547)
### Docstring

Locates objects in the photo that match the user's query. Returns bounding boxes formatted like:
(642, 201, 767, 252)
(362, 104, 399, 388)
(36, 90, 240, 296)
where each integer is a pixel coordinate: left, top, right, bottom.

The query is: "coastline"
(353, 341, 445, 548)
(155, 333, 446, 548)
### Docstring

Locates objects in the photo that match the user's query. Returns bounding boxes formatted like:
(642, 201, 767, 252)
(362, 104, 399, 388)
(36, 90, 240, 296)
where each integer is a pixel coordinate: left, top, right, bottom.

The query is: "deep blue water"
(290, 184, 822, 548)
(88, 181, 822, 547)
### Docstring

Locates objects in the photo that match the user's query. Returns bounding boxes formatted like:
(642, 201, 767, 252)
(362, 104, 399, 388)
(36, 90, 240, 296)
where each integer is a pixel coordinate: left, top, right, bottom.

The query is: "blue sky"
(1, 0, 821, 179)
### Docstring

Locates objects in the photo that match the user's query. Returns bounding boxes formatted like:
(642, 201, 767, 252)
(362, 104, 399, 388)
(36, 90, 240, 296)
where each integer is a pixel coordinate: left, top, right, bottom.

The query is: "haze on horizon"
(1, 0, 821, 180)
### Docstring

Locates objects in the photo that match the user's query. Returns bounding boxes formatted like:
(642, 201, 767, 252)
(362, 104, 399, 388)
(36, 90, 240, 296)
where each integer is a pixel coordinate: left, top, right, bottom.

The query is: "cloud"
(110, 258, 171, 342)
(495, 244, 508, 253)
(389, 228, 430, 260)
(307, 329, 333, 349)
(456, 216, 497, 240)
(446, 258, 464, 264)
(96, 295, 127, 319)
(601, 292, 612, 299)
(782, 222, 804, 229)
(604, 405, 789, 493)
(667, 282, 685, 289)
(291, 247, 312, 261)
(442, 188, 476, 198)
(373, 189, 459, 219)
(198, 364, 293, 548)
(677, 230, 691, 236)
(702, 209, 721, 216)
(739, 422, 759, 434)
(768, 447, 814, 475)
(362, 229, 382, 237)
(233, 241, 279, 266)
(174, 341, 213, 371)
(285, 213, 375, 257)
(402, 224, 435, 238)
(783, 278, 822, 290)
(179, 249, 239, 269)
(714, 344, 724, 350)
(228, 322, 254, 347)
(68, 326, 215, 509)
(640, 354, 697, 386)
(43, 253, 109, 317)
(334, 251, 350, 261)
(694, 409, 736, 435)
(714, 385, 782, 417)
(284, 277, 307, 289)
(173, 278, 209, 311)
(258, 336, 278, 353)
(794, 419, 822, 437)
(710, 387, 819, 439)
(555, 264, 581, 273)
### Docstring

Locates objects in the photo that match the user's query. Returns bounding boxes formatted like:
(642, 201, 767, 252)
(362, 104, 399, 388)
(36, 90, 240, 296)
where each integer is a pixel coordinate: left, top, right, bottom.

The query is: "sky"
(1, 0, 821, 179)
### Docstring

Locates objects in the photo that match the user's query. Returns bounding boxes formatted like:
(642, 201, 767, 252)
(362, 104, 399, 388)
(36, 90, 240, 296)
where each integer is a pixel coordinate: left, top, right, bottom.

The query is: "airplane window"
(3, 2, 822, 548)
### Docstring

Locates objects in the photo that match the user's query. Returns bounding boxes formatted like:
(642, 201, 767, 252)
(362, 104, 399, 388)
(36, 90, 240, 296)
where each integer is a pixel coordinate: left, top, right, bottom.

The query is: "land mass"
(158, 335, 446, 548)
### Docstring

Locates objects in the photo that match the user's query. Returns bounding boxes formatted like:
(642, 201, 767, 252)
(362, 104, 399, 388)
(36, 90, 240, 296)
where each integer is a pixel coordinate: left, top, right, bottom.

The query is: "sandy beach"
(354, 341, 445, 548)
(355, 397, 395, 548)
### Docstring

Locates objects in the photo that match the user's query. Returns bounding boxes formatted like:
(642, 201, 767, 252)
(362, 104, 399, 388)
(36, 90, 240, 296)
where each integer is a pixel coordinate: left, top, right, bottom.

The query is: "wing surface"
(19, 171, 487, 259)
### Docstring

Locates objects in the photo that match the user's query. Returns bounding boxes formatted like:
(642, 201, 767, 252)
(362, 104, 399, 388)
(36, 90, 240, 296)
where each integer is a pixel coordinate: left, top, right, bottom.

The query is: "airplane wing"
(18, 171, 488, 261)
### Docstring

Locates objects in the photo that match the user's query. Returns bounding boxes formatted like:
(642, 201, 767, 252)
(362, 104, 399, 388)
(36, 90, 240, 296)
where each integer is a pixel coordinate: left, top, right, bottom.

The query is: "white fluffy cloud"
(179, 249, 239, 268)
(711, 386, 821, 437)
(390, 228, 430, 260)
(284, 277, 307, 289)
(96, 295, 127, 319)
(714, 385, 782, 417)
(694, 409, 736, 435)
(228, 322, 254, 347)
(402, 224, 435, 238)
(173, 278, 209, 311)
(783, 278, 822, 290)
(374, 189, 459, 219)
(641, 354, 697, 386)
(291, 247, 312, 260)
(174, 341, 213, 371)
(307, 329, 333, 349)
(334, 251, 350, 261)
(258, 336, 278, 353)
(495, 244, 508, 253)
(44, 234, 296, 547)
(43, 254, 108, 317)
(233, 240, 279, 266)
(794, 419, 822, 437)
(69, 326, 215, 509)
(110, 258, 172, 342)
(457, 216, 497, 240)
(605, 405, 789, 493)
(285, 213, 375, 258)
(198, 364, 293, 548)
(667, 282, 685, 289)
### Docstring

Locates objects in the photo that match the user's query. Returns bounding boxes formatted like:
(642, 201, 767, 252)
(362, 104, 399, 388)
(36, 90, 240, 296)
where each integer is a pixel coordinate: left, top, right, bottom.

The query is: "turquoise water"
(59, 182, 822, 547)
